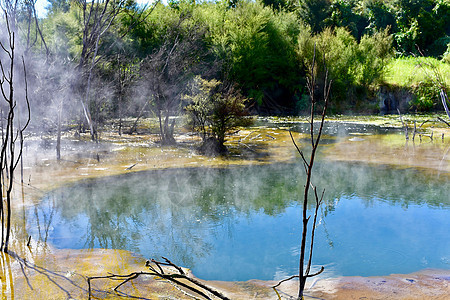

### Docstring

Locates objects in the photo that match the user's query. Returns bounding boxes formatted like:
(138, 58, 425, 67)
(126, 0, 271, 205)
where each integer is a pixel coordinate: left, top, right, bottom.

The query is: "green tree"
(196, 0, 301, 111)
(297, 0, 332, 33)
(356, 28, 393, 88)
(261, 0, 294, 11)
(184, 76, 221, 142)
(394, 0, 449, 56)
(298, 26, 392, 110)
(41, 6, 82, 59)
(328, 0, 366, 39)
(327, 0, 396, 40)
(357, 0, 396, 34)
(47, 0, 71, 14)
(135, 8, 214, 144)
(184, 76, 250, 153)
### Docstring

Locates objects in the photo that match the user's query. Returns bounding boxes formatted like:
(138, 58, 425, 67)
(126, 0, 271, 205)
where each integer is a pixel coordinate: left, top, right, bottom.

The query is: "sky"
(35, 0, 49, 17)
(34, 0, 155, 18)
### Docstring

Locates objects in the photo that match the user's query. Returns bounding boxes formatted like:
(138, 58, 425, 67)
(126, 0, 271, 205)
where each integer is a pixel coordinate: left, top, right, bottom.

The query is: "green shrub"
(410, 79, 441, 111)
(356, 28, 393, 88)
(184, 76, 251, 152)
(297, 26, 392, 110)
(443, 42, 450, 64)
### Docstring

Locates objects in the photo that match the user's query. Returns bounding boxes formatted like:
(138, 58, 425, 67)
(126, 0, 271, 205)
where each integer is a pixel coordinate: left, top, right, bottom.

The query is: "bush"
(410, 80, 441, 111)
(184, 76, 251, 153)
(443, 42, 450, 64)
(297, 26, 392, 110)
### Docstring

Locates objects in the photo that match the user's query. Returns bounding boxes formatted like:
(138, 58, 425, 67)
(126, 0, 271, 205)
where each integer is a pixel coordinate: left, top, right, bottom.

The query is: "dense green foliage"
(295, 0, 450, 57)
(6, 0, 450, 143)
(298, 26, 392, 110)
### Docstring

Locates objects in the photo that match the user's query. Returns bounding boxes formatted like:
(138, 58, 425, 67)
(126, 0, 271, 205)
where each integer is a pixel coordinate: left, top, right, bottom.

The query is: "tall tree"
(136, 10, 214, 144)
(201, 0, 301, 111)
(394, 0, 449, 55)
(297, 0, 331, 33)
(75, 0, 127, 141)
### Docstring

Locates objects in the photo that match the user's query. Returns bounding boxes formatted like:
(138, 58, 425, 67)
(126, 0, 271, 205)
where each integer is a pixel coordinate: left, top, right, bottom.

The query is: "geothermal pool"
(27, 161, 450, 281)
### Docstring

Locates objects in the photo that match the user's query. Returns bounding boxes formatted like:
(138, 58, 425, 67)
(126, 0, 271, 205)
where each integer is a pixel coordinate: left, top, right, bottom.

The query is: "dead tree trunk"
(128, 99, 149, 134)
(0, 6, 31, 252)
(56, 99, 63, 161)
(273, 46, 331, 300)
(440, 89, 450, 120)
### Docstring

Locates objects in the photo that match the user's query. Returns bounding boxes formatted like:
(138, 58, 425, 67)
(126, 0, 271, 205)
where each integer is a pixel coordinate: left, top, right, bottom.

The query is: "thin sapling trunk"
(273, 46, 331, 299)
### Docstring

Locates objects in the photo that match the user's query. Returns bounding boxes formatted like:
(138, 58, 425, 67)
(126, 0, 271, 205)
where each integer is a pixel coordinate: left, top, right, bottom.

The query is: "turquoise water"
(28, 162, 450, 281)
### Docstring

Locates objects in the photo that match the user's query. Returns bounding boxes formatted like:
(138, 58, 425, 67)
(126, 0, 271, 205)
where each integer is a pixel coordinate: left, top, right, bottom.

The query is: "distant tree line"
(4, 0, 450, 144)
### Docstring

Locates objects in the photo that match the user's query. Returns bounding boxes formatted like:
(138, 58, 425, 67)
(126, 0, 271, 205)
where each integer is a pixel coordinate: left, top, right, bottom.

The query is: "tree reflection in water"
(27, 162, 449, 281)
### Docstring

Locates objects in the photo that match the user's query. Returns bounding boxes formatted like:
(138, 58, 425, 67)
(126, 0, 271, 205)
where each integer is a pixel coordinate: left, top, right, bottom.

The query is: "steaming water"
(27, 161, 450, 281)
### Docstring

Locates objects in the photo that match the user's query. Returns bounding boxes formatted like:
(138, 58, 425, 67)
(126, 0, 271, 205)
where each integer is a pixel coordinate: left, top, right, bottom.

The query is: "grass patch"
(384, 57, 450, 87)
(383, 57, 450, 111)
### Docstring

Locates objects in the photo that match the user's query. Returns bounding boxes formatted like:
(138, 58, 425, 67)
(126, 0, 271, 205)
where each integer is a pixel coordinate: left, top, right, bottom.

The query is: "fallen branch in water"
(437, 117, 450, 128)
(238, 141, 256, 152)
(418, 119, 430, 128)
(272, 266, 325, 290)
(125, 163, 138, 170)
(239, 130, 256, 142)
(87, 257, 230, 300)
(418, 131, 433, 142)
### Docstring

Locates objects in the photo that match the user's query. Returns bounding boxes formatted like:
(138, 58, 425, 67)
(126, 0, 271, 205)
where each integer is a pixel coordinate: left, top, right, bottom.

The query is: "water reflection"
(27, 162, 450, 281)
(0, 252, 14, 299)
(263, 119, 399, 136)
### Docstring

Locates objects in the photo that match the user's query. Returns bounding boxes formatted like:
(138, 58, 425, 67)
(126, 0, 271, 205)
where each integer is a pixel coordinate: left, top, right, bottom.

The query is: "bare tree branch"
(437, 117, 450, 127)
(87, 258, 231, 300)
(273, 44, 331, 300)
(0, 2, 31, 252)
(289, 130, 309, 171)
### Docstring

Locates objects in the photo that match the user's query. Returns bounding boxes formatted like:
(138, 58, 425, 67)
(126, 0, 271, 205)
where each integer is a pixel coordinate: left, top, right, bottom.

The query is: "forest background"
(2, 0, 450, 143)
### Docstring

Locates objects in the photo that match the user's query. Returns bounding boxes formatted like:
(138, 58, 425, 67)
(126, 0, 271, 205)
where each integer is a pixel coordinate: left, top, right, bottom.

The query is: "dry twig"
(87, 257, 230, 300)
